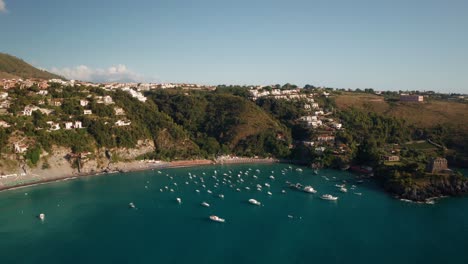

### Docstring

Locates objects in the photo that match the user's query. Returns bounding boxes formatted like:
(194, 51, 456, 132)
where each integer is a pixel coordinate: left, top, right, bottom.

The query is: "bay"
(0, 164, 467, 264)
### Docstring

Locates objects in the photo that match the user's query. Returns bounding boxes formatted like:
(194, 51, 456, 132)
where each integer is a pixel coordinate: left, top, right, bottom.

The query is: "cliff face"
(385, 174, 468, 201)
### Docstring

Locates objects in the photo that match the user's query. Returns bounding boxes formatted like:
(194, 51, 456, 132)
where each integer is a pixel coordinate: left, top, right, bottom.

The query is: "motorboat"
(248, 199, 261, 206)
(335, 184, 345, 188)
(176, 198, 182, 203)
(296, 168, 303, 172)
(269, 175, 275, 180)
(267, 191, 272, 196)
(320, 194, 338, 201)
(303, 186, 317, 193)
(209, 215, 225, 223)
(218, 194, 224, 199)
(201, 202, 210, 207)
(129, 202, 136, 208)
(38, 213, 45, 220)
(340, 187, 348, 193)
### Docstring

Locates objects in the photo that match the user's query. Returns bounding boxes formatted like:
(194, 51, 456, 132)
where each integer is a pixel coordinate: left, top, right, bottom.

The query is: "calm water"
(0, 164, 467, 264)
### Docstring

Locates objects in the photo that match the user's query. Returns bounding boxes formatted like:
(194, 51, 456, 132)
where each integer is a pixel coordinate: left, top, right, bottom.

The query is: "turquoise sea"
(0, 164, 467, 264)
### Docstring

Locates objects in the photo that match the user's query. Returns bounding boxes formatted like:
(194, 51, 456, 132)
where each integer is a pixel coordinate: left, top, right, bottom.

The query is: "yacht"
(320, 194, 338, 201)
(248, 199, 261, 206)
(129, 202, 136, 208)
(201, 202, 210, 207)
(209, 215, 225, 223)
(303, 186, 317, 193)
(38, 213, 45, 220)
(176, 198, 182, 203)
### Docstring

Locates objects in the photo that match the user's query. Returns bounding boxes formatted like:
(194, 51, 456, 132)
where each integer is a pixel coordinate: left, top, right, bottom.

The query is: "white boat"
(269, 175, 275, 180)
(209, 215, 225, 223)
(303, 186, 317, 193)
(129, 202, 136, 208)
(236, 188, 241, 192)
(281, 190, 286, 194)
(38, 213, 45, 220)
(296, 168, 303, 172)
(264, 183, 270, 188)
(248, 199, 261, 206)
(201, 202, 210, 207)
(218, 194, 224, 199)
(207, 190, 212, 194)
(176, 198, 182, 203)
(313, 170, 319, 175)
(267, 191, 272, 196)
(340, 187, 348, 193)
(335, 184, 345, 188)
(195, 189, 200, 193)
(354, 192, 362, 196)
(320, 194, 338, 201)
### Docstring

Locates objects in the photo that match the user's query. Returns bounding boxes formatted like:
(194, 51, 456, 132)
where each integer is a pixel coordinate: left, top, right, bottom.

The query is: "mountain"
(0, 53, 63, 80)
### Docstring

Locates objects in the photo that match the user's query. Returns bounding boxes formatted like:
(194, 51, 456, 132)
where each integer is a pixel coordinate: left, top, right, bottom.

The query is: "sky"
(0, 0, 467, 93)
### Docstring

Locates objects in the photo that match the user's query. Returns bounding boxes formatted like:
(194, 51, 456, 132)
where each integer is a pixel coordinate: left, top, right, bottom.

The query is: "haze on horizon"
(0, 0, 467, 93)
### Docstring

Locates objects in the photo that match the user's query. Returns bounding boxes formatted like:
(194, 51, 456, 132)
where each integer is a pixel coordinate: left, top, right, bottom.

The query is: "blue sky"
(0, 0, 467, 92)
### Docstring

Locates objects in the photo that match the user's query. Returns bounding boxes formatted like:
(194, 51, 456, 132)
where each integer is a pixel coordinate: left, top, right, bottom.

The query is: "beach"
(0, 157, 279, 193)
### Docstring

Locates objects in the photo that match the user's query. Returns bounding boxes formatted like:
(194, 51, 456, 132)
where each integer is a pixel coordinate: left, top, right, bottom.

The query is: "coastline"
(0, 157, 280, 193)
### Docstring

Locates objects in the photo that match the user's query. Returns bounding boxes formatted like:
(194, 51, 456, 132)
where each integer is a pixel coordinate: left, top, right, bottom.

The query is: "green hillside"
(0, 53, 63, 80)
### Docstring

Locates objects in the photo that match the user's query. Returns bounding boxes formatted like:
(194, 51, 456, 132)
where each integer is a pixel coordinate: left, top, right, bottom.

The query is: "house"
(46, 121, 60, 131)
(383, 155, 400, 162)
(83, 110, 92, 115)
(22, 106, 39, 116)
(49, 98, 63, 106)
(114, 107, 125, 115)
(317, 135, 335, 142)
(37, 90, 48, 96)
(74, 121, 83, 129)
(0, 120, 10, 128)
(64, 122, 74, 130)
(400, 95, 423, 102)
(115, 120, 131, 126)
(304, 104, 311, 110)
(80, 99, 89, 107)
(332, 123, 342, 129)
(0, 92, 8, 99)
(311, 103, 319, 109)
(103, 95, 113, 104)
(14, 143, 28, 153)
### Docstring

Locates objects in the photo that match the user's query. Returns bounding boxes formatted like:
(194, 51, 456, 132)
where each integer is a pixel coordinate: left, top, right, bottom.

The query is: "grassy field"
(335, 92, 468, 130)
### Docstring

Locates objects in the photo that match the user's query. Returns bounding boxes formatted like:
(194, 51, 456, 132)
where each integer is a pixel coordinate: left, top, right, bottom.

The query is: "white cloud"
(0, 0, 7, 13)
(51, 64, 149, 83)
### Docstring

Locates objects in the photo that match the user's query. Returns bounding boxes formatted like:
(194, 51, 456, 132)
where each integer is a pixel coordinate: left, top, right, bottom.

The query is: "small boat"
(209, 215, 225, 223)
(129, 202, 136, 208)
(218, 194, 224, 199)
(176, 198, 182, 203)
(207, 190, 212, 194)
(354, 192, 362, 196)
(303, 186, 317, 194)
(313, 170, 319, 175)
(320, 194, 338, 201)
(267, 191, 272, 196)
(201, 202, 210, 207)
(281, 190, 286, 194)
(195, 189, 200, 193)
(335, 184, 345, 188)
(269, 175, 275, 180)
(236, 188, 241, 192)
(248, 199, 261, 206)
(38, 213, 45, 220)
(296, 168, 303, 172)
(264, 183, 270, 188)
(425, 200, 435, 205)
(339, 187, 348, 193)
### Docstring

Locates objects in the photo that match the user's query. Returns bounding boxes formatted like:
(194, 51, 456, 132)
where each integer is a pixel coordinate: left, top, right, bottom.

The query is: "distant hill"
(0, 53, 63, 80)
(335, 92, 468, 131)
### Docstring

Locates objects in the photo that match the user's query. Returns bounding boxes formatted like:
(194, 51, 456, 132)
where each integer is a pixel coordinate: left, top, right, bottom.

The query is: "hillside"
(0, 53, 63, 80)
(335, 92, 468, 130)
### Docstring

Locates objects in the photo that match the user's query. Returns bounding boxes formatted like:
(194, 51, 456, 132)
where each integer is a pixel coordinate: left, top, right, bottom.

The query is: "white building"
(64, 122, 74, 129)
(0, 120, 10, 128)
(114, 107, 125, 115)
(74, 121, 83, 129)
(80, 99, 89, 107)
(14, 143, 28, 153)
(115, 120, 131, 126)
(46, 121, 60, 131)
(83, 110, 92, 115)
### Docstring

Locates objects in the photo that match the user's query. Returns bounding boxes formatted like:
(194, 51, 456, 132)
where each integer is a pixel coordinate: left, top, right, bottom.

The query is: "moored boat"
(303, 186, 317, 193)
(209, 215, 225, 223)
(248, 199, 261, 206)
(320, 194, 338, 201)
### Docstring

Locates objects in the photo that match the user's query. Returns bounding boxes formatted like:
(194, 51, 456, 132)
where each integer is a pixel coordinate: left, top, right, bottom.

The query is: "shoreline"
(0, 158, 280, 193)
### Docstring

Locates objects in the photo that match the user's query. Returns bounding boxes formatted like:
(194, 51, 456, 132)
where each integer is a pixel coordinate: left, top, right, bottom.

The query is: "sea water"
(0, 164, 467, 264)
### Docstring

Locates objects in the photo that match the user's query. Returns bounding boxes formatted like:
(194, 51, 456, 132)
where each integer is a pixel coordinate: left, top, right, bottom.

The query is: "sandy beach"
(0, 157, 279, 193)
